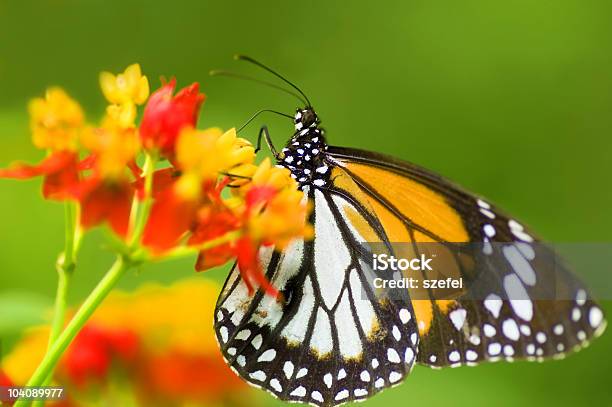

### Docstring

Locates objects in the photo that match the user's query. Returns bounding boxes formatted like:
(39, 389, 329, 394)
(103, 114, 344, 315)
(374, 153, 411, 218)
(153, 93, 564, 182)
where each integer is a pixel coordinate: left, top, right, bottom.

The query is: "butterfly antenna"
(234, 54, 312, 107)
(210, 70, 307, 106)
(237, 109, 293, 133)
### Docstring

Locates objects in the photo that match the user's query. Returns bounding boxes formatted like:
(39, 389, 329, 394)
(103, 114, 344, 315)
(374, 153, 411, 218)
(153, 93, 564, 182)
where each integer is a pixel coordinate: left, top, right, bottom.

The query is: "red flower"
(139, 80, 205, 159)
(61, 325, 139, 388)
(190, 206, 241, 270)
(73, 177, 134, 238)
(141, 186, 201, 254)
(0, 369, 15, 406)
(141, 351, 245, 404)
(234, 237, 279, 298)
(133, 167, 178, 200)
(0, 151, 79, 200)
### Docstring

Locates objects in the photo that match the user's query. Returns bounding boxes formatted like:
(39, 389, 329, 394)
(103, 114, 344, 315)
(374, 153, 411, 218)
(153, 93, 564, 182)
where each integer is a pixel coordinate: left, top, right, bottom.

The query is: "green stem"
(47, 203, 78, 347)
(129, 152, 157, 248)
(13, 256, 130, 407)
(28, 203, 80, 407)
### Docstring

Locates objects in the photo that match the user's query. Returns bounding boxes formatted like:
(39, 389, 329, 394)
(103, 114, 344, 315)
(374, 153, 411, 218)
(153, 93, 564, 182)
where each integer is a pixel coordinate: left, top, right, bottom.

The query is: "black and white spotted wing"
(214, 186, 420, 406)
(328, 146, 607, 368)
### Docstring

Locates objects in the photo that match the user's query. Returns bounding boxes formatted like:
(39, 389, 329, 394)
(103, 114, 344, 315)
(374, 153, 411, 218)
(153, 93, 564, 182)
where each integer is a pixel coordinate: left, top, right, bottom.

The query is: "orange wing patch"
(333, 162, 471, 336)
(341, 162, 469, 243)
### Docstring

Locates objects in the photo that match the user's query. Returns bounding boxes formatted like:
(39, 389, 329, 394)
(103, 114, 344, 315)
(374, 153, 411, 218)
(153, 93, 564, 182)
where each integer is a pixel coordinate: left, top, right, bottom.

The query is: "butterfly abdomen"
(280, 108, 331, 190)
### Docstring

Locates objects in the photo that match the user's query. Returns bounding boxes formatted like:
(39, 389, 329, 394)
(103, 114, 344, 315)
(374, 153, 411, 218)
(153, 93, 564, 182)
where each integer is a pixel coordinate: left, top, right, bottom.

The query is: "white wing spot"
(526, 344, 535, 355)
(466, 350, 478, 361)
(323, 373, 332, 388)
(536, 332, 547, 344)
(572, 307, 581, 322)
(488, 343, 502, 356)
(354, 389, 368, 397)
(227, 347, 236, 356)
(375, 378, 385, 388)
(516, 242, 535, 260)
(502, 319, 520, 341)
(337, 368, 347, 380)
(283, 361, 294, 379)
(589, 307, 603, 328)
(577, 330, 587, 341)
(449, 351, 460, 363)
(216, 311, 223, 322)
(249, 370, 266, 381)
(405, 347, 415, 363)
(503, 345, 515, 357)
(450, 308, 467, 331)
(399, 308, 411, 324)
(252, 334, 263, 350)
(503, 245, 536, 285)
(410, 332, 418, 345)
(219, 326, 229, 343)
(520, 324, 531, 336)
(576, 289, 587, 306)
(270, 378, 282, 392)
(484, 294, 503, 318)
(257, 349, 276, 363)
(477, 199, 491, 209)
(372, 358, 379, 369)
(237, 355, 246, 367)
(387, 348, 401, 363)
(335, 390, 349, 401)
(235, 329, 251, 341)
(290, 386, 307, 397)
(504, 274, 533, 321)
(484, 324, 496, 337)
(296, 368, 308, 379)
(389, 371, 402, 383)
(360, 370, 371, 382)
(553, 324, 564, 335)
(392, 325, 402, 341)
(483, 224, 496, 237)
(311, 391, 324, 403)
(480, 208, 495, 219)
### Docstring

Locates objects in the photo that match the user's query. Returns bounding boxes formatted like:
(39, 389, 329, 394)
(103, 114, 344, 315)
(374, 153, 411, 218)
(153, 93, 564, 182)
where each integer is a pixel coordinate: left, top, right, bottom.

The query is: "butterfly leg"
(255, 125, 284, 159)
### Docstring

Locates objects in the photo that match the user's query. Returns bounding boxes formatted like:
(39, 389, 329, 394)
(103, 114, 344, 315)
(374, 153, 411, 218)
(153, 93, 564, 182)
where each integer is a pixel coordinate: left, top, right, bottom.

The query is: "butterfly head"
(294, 107, 319, 132)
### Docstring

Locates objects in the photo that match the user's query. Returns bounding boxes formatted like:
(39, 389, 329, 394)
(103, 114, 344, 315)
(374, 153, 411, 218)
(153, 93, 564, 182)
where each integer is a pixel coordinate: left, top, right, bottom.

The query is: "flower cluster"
(0, 64, 312, 295)
(1, 279, 257, 407)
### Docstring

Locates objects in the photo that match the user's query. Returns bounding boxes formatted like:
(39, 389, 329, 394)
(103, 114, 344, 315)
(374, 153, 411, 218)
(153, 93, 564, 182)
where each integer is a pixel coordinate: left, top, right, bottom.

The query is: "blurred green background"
(1, 0, 611, 406)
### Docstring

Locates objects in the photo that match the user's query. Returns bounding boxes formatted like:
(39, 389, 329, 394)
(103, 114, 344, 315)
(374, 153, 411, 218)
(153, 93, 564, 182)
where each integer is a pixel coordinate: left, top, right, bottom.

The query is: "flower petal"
(142, 187, 199, 254)
(0, 151, 80, 200)
(76, 177, 134, 237)
(139, 80, 205, 158)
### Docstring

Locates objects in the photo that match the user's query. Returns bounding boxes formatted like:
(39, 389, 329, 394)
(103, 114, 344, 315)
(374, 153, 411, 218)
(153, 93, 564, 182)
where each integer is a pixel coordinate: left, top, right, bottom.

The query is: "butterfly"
(212, 56, 607, 406)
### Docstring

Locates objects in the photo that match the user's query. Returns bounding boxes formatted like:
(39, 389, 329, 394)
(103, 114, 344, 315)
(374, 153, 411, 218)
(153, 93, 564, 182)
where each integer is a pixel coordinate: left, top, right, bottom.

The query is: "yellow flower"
(174, 127, 255, 199)
(99, 63, 149, 106)
(80, 126, 140, 179)
(250, 157, 297, 191)
(28, 87, 84, 151)
(103, 102, 137, 129)
(235, 158, 313, 248)
(247, 187, 313, 249)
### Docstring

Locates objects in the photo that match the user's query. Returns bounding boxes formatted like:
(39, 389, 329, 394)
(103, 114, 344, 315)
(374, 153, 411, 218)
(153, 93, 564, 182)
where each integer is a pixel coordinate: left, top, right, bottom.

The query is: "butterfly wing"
(327, 146, 606, 367)
(214, 185, 420, 406)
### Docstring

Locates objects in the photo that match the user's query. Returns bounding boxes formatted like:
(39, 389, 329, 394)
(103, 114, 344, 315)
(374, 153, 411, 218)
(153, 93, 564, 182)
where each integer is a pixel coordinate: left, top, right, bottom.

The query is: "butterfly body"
(279, 108, 330, 190)
(214, 103, 606, 406)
